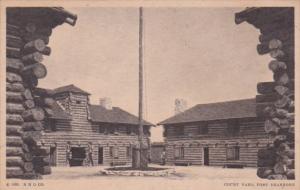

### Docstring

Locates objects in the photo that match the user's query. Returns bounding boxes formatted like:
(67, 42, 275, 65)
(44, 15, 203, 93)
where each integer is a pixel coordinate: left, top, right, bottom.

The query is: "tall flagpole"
(138, 6, 147, 169)
(138, 6, 144, 168)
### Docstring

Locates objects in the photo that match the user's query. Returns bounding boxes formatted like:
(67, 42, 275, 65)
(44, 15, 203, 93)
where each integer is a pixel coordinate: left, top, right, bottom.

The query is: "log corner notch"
(235, 8, 294, 180)
(6, 7, 77, 179)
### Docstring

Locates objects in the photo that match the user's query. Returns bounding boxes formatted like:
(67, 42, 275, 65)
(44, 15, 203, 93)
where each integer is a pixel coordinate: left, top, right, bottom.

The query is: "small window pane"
(126, 126, 131, 135)
(126, 147, 132, 158)
(174, 127, 184, 136)
(174, 147, 184, 159)
(98, 126, 105, 133)
(226, 146, 239, 160)
(198, 125, 208, 134)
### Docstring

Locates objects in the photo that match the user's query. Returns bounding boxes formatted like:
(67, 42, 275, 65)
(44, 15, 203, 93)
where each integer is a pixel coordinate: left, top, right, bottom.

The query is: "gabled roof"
(53, 84, 90, 95)
(158, 98, 257, 125)
(89, 105, 153, 126)
(49, 101, 72, 120)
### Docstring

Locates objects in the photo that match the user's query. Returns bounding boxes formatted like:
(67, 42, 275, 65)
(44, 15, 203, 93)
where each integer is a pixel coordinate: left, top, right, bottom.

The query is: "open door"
(50, 147, 57, 166)
(203, 147, 209, 166)
(70, 147, 86, 166)
(98, 147, 103, 164)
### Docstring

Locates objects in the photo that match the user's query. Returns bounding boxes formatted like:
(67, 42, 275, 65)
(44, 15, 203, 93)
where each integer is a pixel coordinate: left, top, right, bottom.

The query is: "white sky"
(40, 7, 273, 142)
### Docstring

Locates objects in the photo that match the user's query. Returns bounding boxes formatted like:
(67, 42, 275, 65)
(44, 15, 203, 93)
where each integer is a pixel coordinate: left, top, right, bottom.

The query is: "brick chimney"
(100, 97, 112, 110)
(174, 98, 187, 115)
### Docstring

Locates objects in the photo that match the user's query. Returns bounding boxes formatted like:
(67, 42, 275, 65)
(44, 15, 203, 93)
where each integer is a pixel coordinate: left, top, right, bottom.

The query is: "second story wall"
(163, 118, 266, 141)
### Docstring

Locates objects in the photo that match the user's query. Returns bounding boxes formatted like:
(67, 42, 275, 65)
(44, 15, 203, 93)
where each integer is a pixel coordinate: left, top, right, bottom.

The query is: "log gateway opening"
(235, 8, 295, 180)
(70, 147, 86, 166)
(203, 147, 209, 166)
(98, 147, 103, 164)
(6, 7, 77, 179)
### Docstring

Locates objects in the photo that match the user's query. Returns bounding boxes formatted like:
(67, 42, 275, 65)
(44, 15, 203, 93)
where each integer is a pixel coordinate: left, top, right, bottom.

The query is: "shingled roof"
(89, 105, 153, 126)
(53, 84, 90, 95)
(41, 85, 153, 125)
(158, 98, 257, 125)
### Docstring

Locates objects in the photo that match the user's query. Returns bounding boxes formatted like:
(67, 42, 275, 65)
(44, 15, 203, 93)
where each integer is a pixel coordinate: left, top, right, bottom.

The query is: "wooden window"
(107, 126, 115, 134)
(109, 147, 119, 158)
(198, 124, 208, 135)
(114, 147, 119, 158)
(174, 147, 184, 159)
(226, 146, 240, 160)
(98, 126, 105, 133)
(133, 127, 138, 135)
(227, 120, 240, 136)
(126, 147, 132, 158)
(174, 127, 184, 136)
(114, 126, 120, 135)
(126, 126, 132, 135)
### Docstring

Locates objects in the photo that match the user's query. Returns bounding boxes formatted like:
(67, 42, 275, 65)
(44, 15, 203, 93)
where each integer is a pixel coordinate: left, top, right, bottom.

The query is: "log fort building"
(159, 99, 273, 168)
(41, 84, 153, 167)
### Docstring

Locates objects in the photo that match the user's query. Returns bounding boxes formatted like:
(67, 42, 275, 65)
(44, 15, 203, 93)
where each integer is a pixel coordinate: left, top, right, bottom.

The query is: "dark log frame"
(6, 7, 77, 179)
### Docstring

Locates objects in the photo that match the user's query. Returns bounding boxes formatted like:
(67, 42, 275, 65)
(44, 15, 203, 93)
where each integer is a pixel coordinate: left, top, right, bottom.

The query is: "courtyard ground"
(37, 165, 297, 190)
(44, 164, 257, 180)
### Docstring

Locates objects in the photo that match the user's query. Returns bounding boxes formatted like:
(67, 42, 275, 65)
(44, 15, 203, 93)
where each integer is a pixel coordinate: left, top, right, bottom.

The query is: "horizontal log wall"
(54, 93, 71, 113)
(165, 119, 267, 140)
(42, 90, 152, 167)
(165, 139, 271, 167)
(42, 132, 149, 166)
(164, 119, 271, 167)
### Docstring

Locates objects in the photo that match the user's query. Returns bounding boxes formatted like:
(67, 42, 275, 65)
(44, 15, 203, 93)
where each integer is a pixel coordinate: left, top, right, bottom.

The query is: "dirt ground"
(44, 164, 257, 180)
(41, 165, 294, 190)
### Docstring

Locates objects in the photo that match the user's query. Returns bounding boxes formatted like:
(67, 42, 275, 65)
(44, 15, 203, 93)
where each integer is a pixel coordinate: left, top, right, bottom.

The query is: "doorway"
(70, 147, 86, 166)
(98, 147, 103, 164)
(50, 147, 57, 166)
(203, 147, 209, 166)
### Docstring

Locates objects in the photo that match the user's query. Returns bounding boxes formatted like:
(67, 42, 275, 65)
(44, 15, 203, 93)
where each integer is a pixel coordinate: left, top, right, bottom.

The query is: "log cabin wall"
(163, 118, 272, 167)
(6, 8, 77, 179)
(42, 128, 150, 166)
(41, 87, 152, 166)
(54, 93, 72, 114)
(235, 8, 295, 180)
(68, 92, 91, 133)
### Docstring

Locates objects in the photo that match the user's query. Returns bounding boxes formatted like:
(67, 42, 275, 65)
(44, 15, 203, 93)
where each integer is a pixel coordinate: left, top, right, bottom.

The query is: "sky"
(40, 7, 273, 142)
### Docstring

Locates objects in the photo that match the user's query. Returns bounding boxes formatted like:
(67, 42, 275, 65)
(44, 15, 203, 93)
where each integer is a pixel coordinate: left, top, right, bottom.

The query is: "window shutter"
(113, 147, 119, 158)
(174, 148, 180, 158)
(180, 147, 184, 159)
(126, 126, 131, 135)
(226, 148, 234, 160)
(226, 146, 239, 160)
(126, 147, 132, 158)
